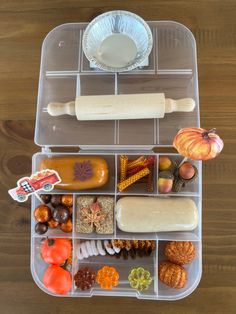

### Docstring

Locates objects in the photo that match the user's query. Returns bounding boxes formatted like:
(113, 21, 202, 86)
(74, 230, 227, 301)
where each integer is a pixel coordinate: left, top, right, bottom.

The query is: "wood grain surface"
(0, 1, 236, 313)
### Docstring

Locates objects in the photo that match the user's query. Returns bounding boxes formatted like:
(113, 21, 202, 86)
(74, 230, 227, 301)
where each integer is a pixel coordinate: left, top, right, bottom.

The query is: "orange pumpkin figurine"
(173, 127, 223, 160)
(43, 265, 72, 295)
(96, 266, 119, 289)
(41, 238, 71, 265)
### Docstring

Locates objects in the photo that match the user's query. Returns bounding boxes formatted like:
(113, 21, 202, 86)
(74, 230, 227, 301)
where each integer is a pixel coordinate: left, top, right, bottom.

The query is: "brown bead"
(34, 205, 51, 223)
(47, 218, 59, 229)
(40, 194, 51, 204)
(159, 261, 187, 289)
(68, 206, 73, 216)
(165, 241, 196, 265)
(60, 218, 72, 233)
(61, 195, 73, 208)
(53, 205, 70, 223)
(50, 195, 62, 207)
(35, 222, 48, 235)
(74, 267, 96, 290)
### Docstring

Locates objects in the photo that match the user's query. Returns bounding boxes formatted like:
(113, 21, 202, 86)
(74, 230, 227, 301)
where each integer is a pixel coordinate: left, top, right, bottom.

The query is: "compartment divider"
(114, 154, 118, 238)
(114, 73, 120, 145)
(71, 193, 78, 294)
(78, 29, 82, 72)
(154, 238, 159, 297)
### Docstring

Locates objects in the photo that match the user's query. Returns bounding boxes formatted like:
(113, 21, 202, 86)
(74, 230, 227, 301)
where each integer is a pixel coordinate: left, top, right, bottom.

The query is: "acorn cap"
(169, 160, 178, 174)
(159, 171, 174, 180)
(172, 164, 198, 192)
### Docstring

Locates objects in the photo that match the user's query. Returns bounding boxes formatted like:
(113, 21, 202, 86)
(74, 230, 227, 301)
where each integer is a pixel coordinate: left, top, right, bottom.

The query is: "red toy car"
(8, 169, 61, 202)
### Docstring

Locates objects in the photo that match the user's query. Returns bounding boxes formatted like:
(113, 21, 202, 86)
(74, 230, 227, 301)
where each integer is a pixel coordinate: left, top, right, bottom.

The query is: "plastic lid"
(35, 21, 199, 149)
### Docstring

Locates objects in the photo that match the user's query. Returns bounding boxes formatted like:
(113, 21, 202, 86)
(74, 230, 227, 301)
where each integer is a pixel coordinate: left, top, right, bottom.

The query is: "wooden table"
(0, 1, 235, 313)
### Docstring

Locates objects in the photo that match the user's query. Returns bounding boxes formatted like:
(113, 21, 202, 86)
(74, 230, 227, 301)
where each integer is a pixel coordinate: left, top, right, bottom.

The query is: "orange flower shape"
(96, 266, 119, 289)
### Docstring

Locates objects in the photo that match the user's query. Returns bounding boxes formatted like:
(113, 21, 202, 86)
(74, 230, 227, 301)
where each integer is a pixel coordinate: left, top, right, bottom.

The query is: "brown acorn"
(34, 205, 51, 223)
(158, 171, 174, 194)
(172, 162, 198, 192)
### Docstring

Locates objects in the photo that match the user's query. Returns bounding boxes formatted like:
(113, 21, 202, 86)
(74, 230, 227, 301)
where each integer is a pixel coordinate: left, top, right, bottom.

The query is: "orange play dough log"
(40, 156, 109, 190)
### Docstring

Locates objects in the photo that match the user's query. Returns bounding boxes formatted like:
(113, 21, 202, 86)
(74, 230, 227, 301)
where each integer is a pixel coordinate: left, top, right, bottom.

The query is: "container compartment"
(72, 239, 157, 298)
(81, 25, 155, 73)
(116, 154, 157, 194)
(36, 75, 116, 146)
(157, 154, 200, 196)
(115, 195, 201, 242)
(156, 22, 196, 70)
(31, 193, 73, 238)
(42, 24, 82, 72)
(31, 237, 73, 296)
(116, 74, 198, 146)
(32, 153, 116, 193)
(35, 76, 79, 146)
(157, 240, 201, 300)
(74, 195, 116, 239)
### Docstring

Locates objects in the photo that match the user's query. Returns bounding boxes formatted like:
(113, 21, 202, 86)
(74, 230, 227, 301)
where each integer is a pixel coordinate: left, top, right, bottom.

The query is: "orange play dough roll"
(40, 156, 109, 190)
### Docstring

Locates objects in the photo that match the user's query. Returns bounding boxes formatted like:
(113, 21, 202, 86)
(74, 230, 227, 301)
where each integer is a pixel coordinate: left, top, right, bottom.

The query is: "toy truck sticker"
(8, 169, 61, 202)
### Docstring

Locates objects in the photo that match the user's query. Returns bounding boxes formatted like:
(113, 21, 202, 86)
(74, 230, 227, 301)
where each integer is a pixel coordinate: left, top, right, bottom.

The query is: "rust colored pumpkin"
(173, 127, 223, 160)
(41, 238, 71, 265)
(43, 265, 72, 295)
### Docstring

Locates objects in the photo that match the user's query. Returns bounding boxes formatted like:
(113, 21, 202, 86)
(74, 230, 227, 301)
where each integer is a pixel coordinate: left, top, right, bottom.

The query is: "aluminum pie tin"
(82, 10, 153, 72)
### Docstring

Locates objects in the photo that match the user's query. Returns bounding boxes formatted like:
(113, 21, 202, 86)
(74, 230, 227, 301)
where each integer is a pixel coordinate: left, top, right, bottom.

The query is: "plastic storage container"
(31, 21, 202, 300)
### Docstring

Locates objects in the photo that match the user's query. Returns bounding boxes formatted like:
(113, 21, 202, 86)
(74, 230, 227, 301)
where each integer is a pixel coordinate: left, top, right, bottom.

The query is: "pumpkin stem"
(47, 238, 55, 246)
(61, 259, 68, 270)
(202, 128, 216, 139)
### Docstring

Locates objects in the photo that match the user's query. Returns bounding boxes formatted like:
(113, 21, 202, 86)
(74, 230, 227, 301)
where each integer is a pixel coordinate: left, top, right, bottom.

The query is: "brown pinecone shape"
(165, 241, 195, 265)
(74, 267, 96, 290)
(159, 262, 187, 289)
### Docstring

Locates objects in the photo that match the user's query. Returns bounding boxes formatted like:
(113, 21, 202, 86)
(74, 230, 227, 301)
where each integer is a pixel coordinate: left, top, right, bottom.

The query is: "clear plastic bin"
(31, 21, 202, 300)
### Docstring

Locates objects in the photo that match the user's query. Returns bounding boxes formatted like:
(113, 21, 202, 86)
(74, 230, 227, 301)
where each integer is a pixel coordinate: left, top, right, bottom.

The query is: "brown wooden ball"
(61, 195, 73, 208)
(60, 218, 72, 233)
(47, 218, 59, 229)
(34, 205, 51, 223)
(50, 195, 62, 207)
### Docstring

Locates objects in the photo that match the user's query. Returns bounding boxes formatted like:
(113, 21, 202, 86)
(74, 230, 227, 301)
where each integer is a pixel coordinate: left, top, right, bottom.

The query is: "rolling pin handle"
(165, 98, 195, 113)
(47, 101, 76, 116)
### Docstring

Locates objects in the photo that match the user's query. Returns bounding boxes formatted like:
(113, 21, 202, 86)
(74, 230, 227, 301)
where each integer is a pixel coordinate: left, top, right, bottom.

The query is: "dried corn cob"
(127, 156, 146, 170)
(119, 155, 128, 182)
(117, 167, 150, 192)
(146, 164, 154, 192)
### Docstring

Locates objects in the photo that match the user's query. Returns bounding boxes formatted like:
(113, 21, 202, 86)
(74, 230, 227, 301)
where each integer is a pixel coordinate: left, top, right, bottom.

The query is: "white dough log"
(116, 197, 198, 233)
(47, 93, 195, 121)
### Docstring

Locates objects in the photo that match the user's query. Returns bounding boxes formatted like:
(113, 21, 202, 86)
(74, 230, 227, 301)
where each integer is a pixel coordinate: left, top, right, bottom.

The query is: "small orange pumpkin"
(173, 127, 223, 160)
(41, 238, 71, 265)
(43, 265, 72, 295)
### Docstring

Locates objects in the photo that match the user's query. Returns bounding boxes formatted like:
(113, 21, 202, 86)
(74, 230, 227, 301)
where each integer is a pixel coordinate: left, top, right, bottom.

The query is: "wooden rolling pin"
(47, 93, 195, 121)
